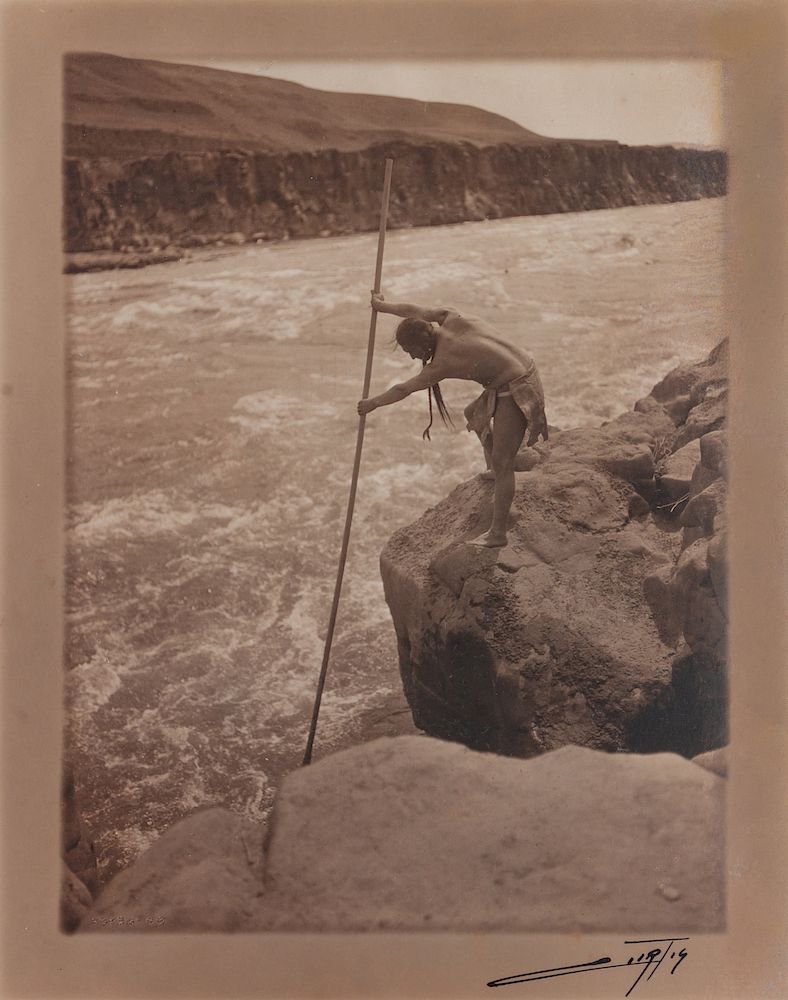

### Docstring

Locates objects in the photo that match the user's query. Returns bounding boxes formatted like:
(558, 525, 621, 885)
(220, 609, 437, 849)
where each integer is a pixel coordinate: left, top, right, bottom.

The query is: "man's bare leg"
(471, 399, 527, 547)
(463, 400, 495, 480)
(478, 432, 495, 480)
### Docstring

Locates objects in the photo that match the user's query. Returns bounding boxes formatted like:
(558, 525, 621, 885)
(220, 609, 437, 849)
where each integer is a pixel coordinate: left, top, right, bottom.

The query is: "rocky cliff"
(64, 139, 726, 254)
(381, 341, 728, 759)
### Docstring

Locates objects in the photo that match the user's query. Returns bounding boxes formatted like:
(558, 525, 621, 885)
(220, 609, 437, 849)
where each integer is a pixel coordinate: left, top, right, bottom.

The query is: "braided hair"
(395, 318, 454, 440)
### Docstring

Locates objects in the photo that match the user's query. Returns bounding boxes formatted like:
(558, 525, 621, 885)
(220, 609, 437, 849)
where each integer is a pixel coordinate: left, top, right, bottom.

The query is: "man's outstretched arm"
(371, 292, 451, 324)
(358, 367, 442, 415)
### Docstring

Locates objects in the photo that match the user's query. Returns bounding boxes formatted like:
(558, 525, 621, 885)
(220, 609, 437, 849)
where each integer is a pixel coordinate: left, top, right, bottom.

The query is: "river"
(64, 198, 725, 879)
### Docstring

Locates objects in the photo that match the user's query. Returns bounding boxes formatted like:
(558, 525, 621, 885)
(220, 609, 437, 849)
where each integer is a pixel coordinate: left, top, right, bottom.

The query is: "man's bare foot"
(469, 530, 508, 548)
(478, 469, 495, 481)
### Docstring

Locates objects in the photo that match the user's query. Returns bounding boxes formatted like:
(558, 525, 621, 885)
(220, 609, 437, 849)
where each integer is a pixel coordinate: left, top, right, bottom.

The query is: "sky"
(195, 58, 723, 147)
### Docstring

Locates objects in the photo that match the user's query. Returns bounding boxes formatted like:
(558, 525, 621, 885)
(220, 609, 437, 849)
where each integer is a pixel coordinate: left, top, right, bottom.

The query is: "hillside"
(64, 52, 547, 159)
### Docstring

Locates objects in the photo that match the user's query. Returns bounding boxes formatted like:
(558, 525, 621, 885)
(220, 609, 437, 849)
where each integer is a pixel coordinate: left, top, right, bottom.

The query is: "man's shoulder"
(441, 310, 477, 331)
(436, 307, 459, 324)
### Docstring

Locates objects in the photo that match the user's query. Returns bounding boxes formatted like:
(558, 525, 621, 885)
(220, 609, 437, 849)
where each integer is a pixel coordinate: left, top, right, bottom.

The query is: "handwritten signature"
(488, 938, 689, 996)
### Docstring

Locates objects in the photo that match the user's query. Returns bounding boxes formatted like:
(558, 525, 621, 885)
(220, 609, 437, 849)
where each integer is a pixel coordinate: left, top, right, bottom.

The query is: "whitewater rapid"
(64, 198, 725, 878)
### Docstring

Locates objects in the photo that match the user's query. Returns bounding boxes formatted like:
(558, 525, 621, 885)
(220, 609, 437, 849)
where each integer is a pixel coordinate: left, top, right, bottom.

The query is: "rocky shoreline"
(63, 341, 728, 932)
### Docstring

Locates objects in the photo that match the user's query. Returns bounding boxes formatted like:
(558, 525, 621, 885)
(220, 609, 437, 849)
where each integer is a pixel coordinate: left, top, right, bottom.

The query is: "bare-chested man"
(357, 292, 548, 547)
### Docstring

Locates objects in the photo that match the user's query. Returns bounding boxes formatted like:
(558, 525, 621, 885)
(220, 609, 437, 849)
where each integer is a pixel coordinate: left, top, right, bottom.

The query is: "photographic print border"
(1, 1, 786, 997)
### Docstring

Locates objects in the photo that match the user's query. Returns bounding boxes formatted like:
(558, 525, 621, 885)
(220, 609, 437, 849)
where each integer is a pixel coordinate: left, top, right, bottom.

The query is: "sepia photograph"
(61, 49, 730, 937)
(2, 1, 786, 998)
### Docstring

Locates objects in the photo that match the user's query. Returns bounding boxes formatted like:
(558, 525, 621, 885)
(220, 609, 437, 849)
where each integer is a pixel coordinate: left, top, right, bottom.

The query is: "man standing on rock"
(358, 292, 548, 547)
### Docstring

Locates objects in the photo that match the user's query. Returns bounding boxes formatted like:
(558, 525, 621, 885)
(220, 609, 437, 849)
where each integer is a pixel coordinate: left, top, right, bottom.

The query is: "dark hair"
(395, 318, 432, 350)
(395, 319, 454, 441)
(423, 381, 454, 441)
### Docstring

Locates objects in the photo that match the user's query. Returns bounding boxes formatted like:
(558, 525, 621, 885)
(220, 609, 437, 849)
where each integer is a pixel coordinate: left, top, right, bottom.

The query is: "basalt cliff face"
(380, 341, 728, 759)
(63, 53, 726, 256)
(64, 140, 726, 253)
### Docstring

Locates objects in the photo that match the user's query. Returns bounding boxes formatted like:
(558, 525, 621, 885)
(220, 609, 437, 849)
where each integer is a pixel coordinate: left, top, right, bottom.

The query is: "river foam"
(65, 198, 725, 878)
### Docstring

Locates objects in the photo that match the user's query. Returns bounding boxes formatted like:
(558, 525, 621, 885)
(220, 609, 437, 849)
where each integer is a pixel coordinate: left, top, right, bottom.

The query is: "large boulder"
(692, 745, 728, 779)
(671, 340, 728, 449)
(62, 767, 98, 896)
(61, 760, 98, 931)
(658, 439, 701, 502)
(253, 736, 725, 932)
(82, 808, 264, 932)
(656, 434, 728, 754)
(654, 413, 728, 756)
(647, 338, 728, 439)
(61, 863, 94, 933)
(700, 429, 728, 478)
(381, 343, 728, 759)
(383, 465, 680, 757)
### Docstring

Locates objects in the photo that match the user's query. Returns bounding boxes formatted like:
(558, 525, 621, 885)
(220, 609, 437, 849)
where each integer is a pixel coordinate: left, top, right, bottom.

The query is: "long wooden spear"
(302, 157, 394, 766)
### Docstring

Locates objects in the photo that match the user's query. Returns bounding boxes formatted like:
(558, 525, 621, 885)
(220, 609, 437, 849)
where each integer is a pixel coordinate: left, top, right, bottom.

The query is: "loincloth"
(464, 362, 548, 448)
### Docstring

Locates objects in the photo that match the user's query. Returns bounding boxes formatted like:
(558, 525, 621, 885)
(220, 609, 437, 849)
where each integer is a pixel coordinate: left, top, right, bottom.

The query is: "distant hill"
(64, 52, 548, 160)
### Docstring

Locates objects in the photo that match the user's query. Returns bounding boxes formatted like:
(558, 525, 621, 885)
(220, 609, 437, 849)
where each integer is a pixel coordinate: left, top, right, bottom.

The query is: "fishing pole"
(302, 157, 394, 766)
